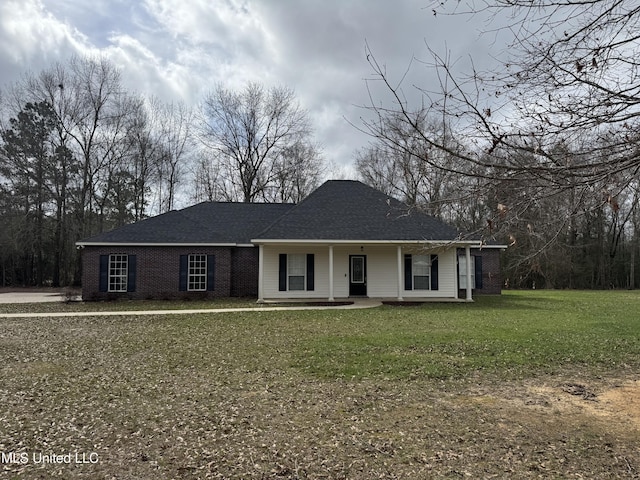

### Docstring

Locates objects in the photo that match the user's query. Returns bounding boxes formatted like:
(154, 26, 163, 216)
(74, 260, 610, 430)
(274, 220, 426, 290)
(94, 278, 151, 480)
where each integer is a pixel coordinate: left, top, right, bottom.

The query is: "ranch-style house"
(77, 180, 504, 302)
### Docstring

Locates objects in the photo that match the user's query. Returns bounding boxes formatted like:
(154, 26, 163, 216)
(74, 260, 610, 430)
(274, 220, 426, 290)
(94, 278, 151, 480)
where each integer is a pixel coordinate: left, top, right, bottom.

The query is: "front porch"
(256, 241, 480, 303)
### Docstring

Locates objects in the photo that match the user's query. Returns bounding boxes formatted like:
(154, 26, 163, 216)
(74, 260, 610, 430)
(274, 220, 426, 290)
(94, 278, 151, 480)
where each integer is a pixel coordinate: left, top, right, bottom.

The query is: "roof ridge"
(253, 179, 461, 241)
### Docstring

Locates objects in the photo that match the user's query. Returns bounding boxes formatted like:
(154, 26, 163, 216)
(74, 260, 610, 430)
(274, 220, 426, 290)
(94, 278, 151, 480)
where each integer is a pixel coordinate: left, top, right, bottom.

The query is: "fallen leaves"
(0, 312, 638, 478)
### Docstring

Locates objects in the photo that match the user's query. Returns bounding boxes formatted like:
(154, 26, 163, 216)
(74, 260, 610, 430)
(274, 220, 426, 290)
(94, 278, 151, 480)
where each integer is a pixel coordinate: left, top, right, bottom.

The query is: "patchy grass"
(1, 290, 639, 478)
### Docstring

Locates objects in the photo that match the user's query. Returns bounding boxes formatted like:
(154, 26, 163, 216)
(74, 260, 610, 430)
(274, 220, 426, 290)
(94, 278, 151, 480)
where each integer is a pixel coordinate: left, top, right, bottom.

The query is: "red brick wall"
(476, 248, 503, 295)
(230, 247, 259, 297)
(81, 246, 258, 301)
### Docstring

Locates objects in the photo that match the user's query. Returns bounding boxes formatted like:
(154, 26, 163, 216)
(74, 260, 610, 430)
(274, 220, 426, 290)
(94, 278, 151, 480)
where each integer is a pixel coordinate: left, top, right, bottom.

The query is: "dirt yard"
(437, 373, 640, 478)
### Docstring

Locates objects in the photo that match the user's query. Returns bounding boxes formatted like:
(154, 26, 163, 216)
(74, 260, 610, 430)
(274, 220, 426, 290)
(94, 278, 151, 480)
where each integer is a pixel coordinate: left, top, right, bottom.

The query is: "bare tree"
(266, 140, 323, 203)
(363, 1, 640, 222)
(191, 151, 229, 203)
(356, 108, 463, 217)
(126, 98, 161, 221)
(145, 97, 195, 213)
(0, 56, 159, 285)
(358, 1, 640, 288)
(198, 82, 317, 203)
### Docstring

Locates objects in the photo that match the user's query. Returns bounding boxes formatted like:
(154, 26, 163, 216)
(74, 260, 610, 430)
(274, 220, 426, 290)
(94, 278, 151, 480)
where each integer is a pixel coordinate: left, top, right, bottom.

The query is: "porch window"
(188, 254, 207, 291)
(404, 254, 438, 291)
(278, 254, 315, 292)
(412, 255, 431, 290)
(287, 253, 306, 290)
(109, 254, 128, 292)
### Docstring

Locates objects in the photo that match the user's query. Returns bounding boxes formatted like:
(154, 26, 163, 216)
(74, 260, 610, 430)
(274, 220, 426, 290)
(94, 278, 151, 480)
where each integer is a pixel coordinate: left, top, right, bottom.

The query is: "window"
(459, 255, 476, 289)
(188, 254, 207, 291)
(287, 253, 306, 291)
(412, 255, 431, 290)
(179, 254, 214, 292)
(405, 254, 438, 291)
(278, 254, 314, 292)
(109, 254, 128, 292)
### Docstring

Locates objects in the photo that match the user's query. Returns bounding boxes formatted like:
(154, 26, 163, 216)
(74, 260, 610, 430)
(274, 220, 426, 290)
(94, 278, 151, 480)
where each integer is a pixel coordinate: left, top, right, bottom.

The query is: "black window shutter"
(207, 254, 215, 291)
(474, 255, 483, 289)
(179, 255, 188, 291)
(430, 254, 439, 291)
(306, 254, 314, 291)
(99, 255, 109, 292)
(127, 255, 137, 292)
(404, 254, 412, 290)
(278, 254, 287, 291)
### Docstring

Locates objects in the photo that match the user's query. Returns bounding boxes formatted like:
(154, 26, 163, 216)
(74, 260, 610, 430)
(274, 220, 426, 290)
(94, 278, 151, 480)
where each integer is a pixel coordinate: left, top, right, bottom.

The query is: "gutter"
(250, 239, 485, 246)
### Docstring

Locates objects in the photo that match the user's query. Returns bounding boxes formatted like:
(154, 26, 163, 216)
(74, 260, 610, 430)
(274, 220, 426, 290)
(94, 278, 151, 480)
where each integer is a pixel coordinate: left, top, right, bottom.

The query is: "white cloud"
(0, 0, 500, 169)
(0, 0, 91, 74)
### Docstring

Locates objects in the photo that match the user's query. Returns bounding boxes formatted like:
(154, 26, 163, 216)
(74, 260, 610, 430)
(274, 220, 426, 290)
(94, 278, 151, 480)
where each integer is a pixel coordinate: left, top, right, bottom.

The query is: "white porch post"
(257, 244, 265, 303)
(328, 245, 334, 301)
(465, 245, 473, 302)
(397, 245, 404, 301)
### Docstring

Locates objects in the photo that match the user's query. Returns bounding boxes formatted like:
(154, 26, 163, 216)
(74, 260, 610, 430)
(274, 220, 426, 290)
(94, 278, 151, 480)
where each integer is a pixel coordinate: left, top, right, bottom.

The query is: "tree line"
(0, 56, 323, 287)
(3, 0, 639, 291)
(357, 0, 640, 289)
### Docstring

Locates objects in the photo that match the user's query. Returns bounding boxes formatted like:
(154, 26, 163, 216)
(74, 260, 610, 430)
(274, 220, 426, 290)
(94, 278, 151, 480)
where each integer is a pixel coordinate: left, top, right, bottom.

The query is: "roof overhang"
(76, 239, 507, 249)
(76, 242, 249, 248)
(251, 239, 484, 247)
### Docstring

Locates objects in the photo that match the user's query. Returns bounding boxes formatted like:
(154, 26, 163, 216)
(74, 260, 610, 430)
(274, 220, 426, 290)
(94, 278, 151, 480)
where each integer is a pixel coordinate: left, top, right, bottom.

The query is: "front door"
(349, 255, 367, 296)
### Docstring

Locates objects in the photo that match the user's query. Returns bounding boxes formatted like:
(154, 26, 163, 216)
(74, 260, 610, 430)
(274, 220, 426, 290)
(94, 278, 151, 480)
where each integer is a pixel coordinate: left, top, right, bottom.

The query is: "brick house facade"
(81, 246, 260, 301)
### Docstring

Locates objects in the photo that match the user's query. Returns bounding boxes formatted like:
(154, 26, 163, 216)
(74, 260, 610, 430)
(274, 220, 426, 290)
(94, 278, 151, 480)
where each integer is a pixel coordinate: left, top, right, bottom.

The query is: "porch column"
(328, 245, 334, 301)
(465, 245, 473, 302)
(257, 244, 265, 303)
(397, 245, 404, 301)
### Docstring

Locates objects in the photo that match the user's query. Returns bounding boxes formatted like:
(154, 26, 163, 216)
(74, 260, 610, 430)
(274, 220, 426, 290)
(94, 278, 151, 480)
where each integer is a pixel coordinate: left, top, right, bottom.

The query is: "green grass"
(294, 290, 640, 380)
(3, 290, 639, 381)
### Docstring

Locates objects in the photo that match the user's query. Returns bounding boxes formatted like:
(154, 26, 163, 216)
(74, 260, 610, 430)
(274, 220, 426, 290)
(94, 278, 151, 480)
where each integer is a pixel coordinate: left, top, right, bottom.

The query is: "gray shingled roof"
(254, 180, 461, 241)
(78, 202, 294, 245)
(78, 180, 463, 245)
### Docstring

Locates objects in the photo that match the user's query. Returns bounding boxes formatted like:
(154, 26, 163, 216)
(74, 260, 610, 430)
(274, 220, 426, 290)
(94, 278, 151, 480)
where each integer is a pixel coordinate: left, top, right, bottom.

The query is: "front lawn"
(299, 290, 640, 380)
(1, 290, 639, 478)
(0, 297, 261, 314)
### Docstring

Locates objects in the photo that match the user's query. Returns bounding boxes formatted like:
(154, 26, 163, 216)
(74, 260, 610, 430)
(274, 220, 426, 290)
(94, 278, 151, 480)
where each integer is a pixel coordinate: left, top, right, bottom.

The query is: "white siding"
(263, 246, 329, 299)
(402, 248, 457, 298)
(262, 244, 459, 300)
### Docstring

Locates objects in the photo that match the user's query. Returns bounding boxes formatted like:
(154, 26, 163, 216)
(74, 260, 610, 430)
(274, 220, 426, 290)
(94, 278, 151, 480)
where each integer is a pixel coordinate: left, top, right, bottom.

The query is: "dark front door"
(349, 255, 367, 296)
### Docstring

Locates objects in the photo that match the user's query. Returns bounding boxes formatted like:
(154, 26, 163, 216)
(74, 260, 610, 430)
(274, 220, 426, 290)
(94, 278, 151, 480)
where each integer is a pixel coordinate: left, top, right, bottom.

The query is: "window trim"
(287, 253, 306, 291)
(412, 254, 431, 291)
(108, 254, 128, 293)
(188, 254, 208, 291)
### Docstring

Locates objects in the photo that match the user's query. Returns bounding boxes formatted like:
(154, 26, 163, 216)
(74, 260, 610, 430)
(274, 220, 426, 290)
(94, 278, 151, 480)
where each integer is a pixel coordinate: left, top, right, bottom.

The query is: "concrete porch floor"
(260, 297, 471, 305)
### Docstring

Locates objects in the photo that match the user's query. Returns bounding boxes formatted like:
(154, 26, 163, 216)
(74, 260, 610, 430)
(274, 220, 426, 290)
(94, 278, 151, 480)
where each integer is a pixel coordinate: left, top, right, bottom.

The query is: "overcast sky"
(0, 0, 500, 175)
